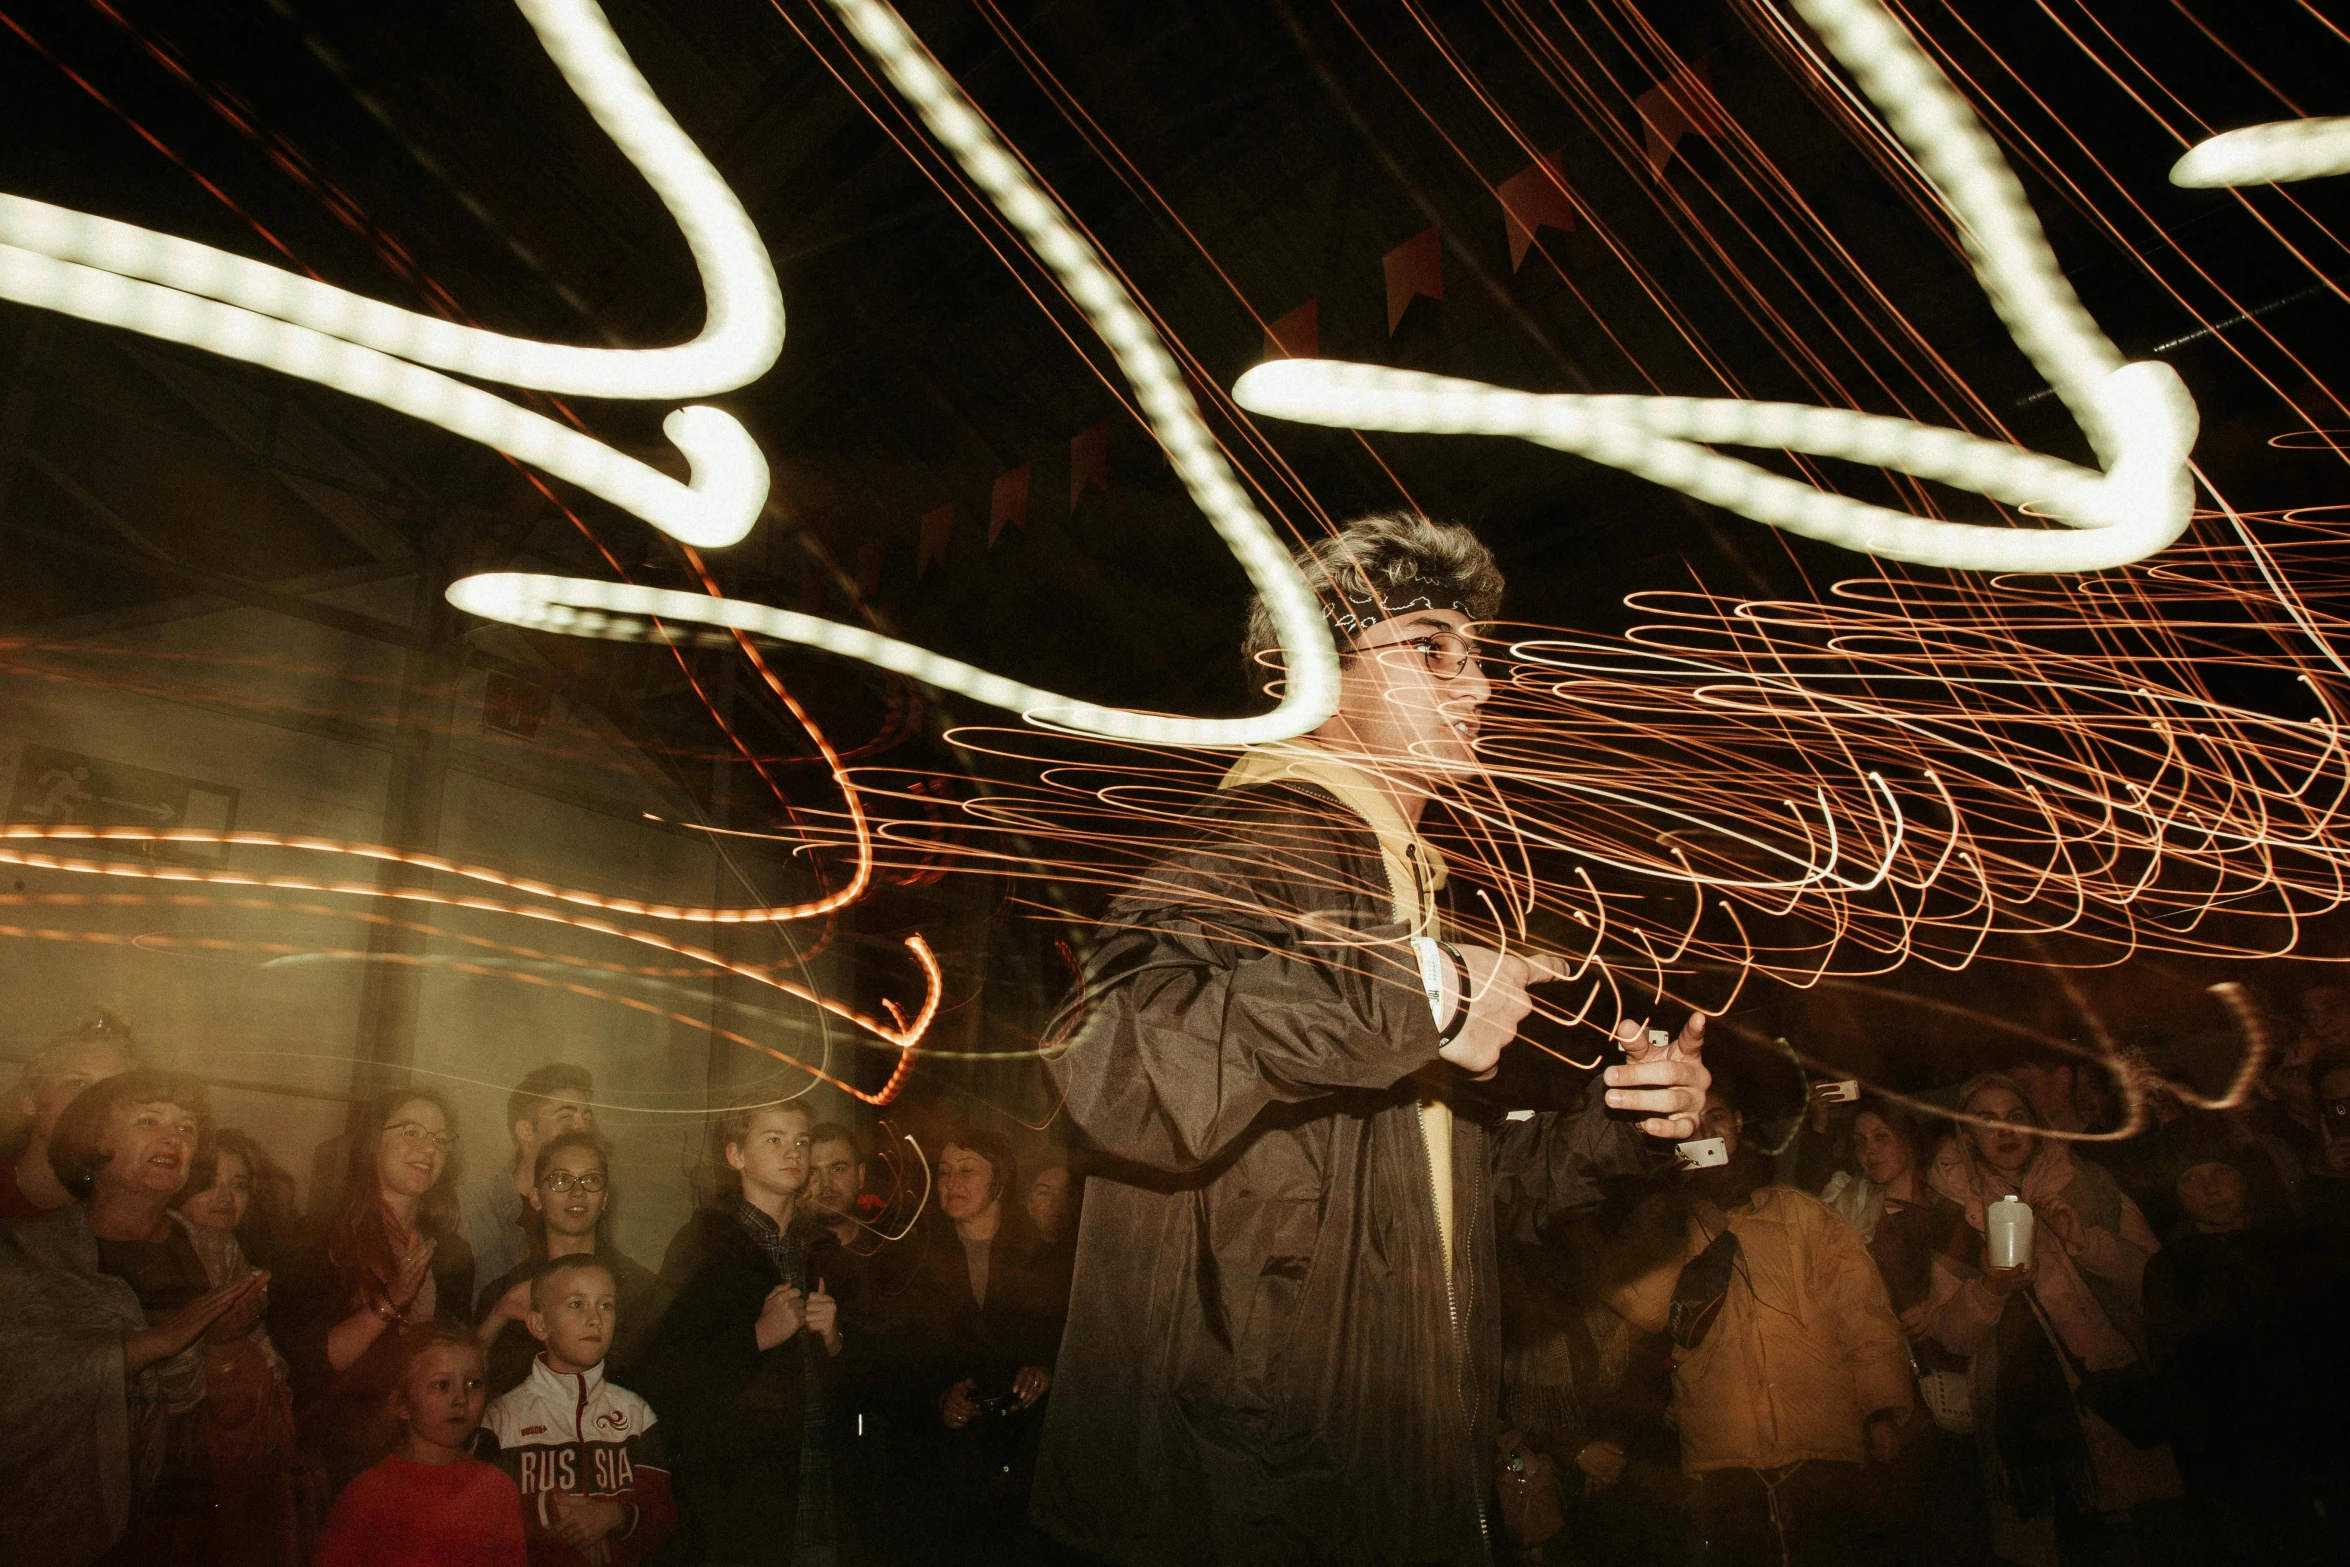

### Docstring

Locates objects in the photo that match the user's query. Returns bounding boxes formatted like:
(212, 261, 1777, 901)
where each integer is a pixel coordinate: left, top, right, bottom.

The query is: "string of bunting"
(883, 63, 1715, 585)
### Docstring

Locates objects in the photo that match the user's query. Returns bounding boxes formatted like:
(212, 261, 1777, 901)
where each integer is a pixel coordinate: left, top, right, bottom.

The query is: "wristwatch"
(1412, 935, 1472, 1045)
(1436, 943, 1471, 1047)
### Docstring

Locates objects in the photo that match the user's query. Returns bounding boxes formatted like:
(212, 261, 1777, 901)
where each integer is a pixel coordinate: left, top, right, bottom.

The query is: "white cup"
(1986, 1194, 2035, 1269)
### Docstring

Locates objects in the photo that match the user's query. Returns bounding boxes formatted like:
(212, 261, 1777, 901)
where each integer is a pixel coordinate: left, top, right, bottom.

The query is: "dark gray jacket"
(1031, 781, 1655, 1567)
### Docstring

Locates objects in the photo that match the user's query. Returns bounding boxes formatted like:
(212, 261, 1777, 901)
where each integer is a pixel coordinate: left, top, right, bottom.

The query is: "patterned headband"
(1322, 585, 1474, 639)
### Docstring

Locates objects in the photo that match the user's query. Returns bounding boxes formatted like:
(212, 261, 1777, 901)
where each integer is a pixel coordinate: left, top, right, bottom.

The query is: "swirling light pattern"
(0, 828, 941, 1103)
(1231, 0, 2198, 574)
(444, 0, 1344, 748)
(8, 0, 2350, 1138)
(0, 0, 780, 547)
(2172, 117, 2350, 189)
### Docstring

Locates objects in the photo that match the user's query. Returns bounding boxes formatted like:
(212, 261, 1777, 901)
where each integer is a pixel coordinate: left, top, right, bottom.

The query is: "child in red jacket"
(479, 1256, 676, 1566)
(315, 1324, 529, 1567)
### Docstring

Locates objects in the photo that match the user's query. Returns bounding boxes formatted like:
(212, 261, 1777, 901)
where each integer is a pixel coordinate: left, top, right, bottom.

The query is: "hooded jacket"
(1606, 1183, 1914, 1472)
(1030, 751, 1659, 1567)
(479, 1354, 675, 1567)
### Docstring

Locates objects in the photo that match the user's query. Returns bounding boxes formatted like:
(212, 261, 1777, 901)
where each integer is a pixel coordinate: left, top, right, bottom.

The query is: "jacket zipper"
(1403, 838, 1486, 1561)
(1416, 1105, 1490, 1560)
(572, 1369, 589, 1505)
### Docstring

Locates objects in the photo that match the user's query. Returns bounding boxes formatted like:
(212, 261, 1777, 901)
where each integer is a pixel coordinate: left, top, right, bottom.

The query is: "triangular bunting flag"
(1070, 423, 1109, 511)
(1496, 152, 1576, 270)
(916, 502, 955, 580)
(1637, 59, 1724, 176)
(988, 463, 1030, 547)
(1383, 227, 1443, 334)
(1263, 299, 1319, 360)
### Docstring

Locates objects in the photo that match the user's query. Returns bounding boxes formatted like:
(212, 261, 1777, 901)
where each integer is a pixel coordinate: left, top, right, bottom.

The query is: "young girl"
(313, 1323, 526, 1567)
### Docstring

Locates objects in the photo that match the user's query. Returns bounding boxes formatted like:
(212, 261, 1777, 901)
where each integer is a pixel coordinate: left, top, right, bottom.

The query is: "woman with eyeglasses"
(470, 1130, 657, 1394)
(1922, 1073, 2180, 1565)
(268, 1087, 474, 1494)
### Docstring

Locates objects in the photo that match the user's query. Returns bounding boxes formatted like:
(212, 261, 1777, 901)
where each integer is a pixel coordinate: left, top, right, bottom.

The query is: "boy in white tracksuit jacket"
(478, 1258, 676, 1567)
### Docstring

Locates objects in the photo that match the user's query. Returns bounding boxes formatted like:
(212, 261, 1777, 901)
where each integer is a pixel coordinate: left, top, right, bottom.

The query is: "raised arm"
(1489, 1075, 1662, 1242)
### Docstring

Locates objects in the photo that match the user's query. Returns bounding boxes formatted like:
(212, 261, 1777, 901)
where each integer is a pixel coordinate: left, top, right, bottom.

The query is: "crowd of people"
(10, 513, 2350, 1567)
(0, 1024, 1080, 1567)
(2, 992, 2349, 1567)
(1482, 1005, 2350, 1567)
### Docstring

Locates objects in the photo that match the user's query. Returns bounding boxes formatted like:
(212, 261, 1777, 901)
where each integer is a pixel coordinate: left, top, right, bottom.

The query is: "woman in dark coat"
(890, 1128, 1066, 1566)
(266, 1087, 472, 1493)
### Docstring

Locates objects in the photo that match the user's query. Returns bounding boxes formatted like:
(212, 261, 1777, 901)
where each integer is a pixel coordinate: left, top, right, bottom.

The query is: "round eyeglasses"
(383, 1121, 457, 1152)
(1373, 630, 1481, 681)
(539, 1170, 608, 1194)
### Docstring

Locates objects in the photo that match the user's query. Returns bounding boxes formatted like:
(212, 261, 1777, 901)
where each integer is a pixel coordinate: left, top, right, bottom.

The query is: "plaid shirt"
(734, 1197, 834, 1562)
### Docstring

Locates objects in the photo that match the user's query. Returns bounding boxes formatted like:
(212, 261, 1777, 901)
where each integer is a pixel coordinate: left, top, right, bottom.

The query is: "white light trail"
(2171, 118, 2350, 188)
(450, 0, 1342, 746)
(0, 0, 779, 548)
(1232, 0, 2201, 576)
(2, 0, 1339, 742)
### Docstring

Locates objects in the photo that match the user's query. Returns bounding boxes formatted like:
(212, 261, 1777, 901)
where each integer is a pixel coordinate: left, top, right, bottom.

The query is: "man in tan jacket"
(1608, 1086, 1915, 1566)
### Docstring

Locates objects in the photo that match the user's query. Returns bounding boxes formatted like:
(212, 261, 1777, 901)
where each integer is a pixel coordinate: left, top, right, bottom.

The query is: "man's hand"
(754, 1284, 806, 1351)
(548, 1493, 629, 1550)
(1438, 947, 1566, 1078)
(1897, 1301, 1934, 1344)
(941, 1377, 980, 1430)
(804, 1278, 842, 1356)
(481, 1277, 533, 1344)
(1606, 1014, 1710, 1139)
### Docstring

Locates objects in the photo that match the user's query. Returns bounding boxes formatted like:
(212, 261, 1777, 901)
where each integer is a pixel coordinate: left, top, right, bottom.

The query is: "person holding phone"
(891, 1129, 1064, 1565)
(1602, 1082, 1914, 1566)
(1031, 514, 1710, 1567)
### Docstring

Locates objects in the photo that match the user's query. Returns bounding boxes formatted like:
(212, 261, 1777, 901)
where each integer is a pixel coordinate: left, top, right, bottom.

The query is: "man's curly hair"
(1242, 511, 1504, 673)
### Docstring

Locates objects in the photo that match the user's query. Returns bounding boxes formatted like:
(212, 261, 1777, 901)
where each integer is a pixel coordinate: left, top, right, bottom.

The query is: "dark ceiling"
(4, 0, 2347, 828)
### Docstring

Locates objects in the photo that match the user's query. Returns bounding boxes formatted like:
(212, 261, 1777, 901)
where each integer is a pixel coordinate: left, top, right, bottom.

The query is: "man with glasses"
(472, 1130, 658, 1394)
(459, 1062, 597, 1296)
(1032, 512, 1711, 1566)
